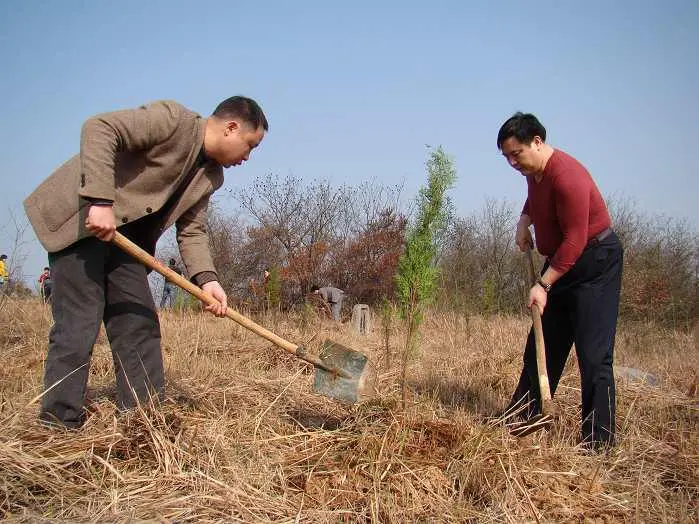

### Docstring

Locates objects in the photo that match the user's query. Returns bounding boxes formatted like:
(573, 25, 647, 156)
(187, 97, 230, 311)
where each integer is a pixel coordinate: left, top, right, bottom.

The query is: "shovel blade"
(508, 413, 553, 438)
(313, 340, 368, 403)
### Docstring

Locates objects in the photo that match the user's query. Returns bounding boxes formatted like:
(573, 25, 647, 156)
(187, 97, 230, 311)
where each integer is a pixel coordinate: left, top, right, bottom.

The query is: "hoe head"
(508, 413, 553, 438)
(313, 340, 369, 403)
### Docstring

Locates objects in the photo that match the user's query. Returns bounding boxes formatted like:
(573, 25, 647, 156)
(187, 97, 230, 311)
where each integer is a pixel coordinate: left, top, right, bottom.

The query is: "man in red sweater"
(497, 112, 623, 450)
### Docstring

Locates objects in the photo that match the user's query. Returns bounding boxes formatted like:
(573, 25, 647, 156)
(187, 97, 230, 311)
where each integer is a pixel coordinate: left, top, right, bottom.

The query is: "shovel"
(509, 248, 554, 438)
(112, 231, 369, 403)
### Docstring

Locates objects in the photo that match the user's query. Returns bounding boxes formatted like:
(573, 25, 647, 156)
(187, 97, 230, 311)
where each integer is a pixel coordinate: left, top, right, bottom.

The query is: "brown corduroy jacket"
(24, 100, 224, 278)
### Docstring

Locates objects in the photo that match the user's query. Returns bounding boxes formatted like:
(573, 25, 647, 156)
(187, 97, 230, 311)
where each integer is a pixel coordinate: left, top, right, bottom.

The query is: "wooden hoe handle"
(112, 231, 334, 373)
(526, 249, 552, 405)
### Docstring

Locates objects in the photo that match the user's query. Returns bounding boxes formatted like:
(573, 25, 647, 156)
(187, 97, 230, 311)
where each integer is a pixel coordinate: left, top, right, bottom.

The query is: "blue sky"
(1, 1, 697, 284)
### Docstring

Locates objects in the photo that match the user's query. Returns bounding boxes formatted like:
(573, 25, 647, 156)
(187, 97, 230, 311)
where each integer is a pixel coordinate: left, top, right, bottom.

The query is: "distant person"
(160, 258, 183, 309)
(0, 254, 8, 289)
(262, 267, 272, 299)
(497, 112, 623, 451)
(311, 285, 344, 321)
(24, 96, 268, 429)
(38, 267, 52, 303)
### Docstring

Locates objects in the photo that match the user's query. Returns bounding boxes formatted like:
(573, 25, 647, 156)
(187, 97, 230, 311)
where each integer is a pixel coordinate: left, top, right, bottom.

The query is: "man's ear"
(224, 120, 241, 136)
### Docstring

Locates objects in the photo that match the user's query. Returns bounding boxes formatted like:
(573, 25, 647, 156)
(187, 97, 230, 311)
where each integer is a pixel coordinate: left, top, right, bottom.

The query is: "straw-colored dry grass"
(0, 295, 697, 522)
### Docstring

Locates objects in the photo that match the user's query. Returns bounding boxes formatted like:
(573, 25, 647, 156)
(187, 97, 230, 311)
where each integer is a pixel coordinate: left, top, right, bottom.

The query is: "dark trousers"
(42, 236, 164, 428)
(41, 283, 52, 303)
(509, 232, 623, 446)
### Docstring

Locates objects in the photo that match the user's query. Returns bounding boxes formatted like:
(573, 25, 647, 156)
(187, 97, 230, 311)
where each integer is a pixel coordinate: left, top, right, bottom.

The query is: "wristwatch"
(536, 278, 552, 293)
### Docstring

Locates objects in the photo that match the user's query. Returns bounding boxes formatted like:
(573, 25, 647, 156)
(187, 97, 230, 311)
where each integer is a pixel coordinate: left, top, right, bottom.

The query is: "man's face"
(214, 120, 265, 168)
(500, 136, 543, 176)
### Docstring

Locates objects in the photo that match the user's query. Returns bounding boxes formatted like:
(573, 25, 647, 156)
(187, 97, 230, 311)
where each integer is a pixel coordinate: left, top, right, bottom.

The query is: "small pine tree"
(379, 297, 397, 369)
(264, 266, 282, 311)
(482, 278, 496, 314)
(396, 146, 456, 408)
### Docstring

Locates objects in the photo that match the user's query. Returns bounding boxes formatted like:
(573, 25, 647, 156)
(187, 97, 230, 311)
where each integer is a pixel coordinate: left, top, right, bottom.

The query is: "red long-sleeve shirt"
(522, 149, 611, 273)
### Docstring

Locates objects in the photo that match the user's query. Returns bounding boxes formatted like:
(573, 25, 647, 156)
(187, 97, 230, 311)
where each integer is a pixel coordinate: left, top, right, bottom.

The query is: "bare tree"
(342, 180, 406, 237)
(234, 174, 350, 256)
(0, 209, 32, 298)
(438, 215, 481, 312)
(473, 198, 521, 313)
(438, 198, 525, 314)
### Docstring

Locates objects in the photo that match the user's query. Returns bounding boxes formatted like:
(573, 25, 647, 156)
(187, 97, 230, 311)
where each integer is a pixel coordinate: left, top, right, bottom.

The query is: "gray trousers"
(160, 283, 175, 308)
(42, 236, 164, 428)
(330, 300, 342, 321)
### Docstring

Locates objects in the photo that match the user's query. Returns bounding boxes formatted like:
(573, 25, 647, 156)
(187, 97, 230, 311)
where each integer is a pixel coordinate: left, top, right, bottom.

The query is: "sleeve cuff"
(85, 198, 114, 206)
(191, 271, 218, 287)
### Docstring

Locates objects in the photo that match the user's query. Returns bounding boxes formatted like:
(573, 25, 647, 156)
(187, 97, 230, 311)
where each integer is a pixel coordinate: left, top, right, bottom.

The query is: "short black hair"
(310, 285, 320, 292)
(497, 112, 546, 149)
(0, 254, 6, 260)
(212, 96, 269, 131)
(43, 267, 49, 271)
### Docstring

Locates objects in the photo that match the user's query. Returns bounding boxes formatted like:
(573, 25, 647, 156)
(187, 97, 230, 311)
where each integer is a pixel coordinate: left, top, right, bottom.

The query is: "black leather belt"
(586, 227, 613, 249)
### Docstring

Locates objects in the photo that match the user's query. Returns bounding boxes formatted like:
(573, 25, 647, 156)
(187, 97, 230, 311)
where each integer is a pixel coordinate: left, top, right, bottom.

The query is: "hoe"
(113, 232, 369, 404)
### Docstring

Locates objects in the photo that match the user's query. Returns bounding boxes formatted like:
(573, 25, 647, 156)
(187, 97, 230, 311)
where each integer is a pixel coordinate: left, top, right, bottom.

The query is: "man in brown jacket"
(24, 96, 268, 428)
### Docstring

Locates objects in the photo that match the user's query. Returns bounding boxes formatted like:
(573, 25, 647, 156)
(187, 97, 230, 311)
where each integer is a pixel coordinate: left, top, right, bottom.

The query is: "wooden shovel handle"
(112, 232, 332, 371)
(526, 249, 552, 405)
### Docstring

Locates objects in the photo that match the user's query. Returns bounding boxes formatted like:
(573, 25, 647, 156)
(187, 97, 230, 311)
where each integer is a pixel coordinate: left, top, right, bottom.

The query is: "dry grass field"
(0, 296, 697, 522)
